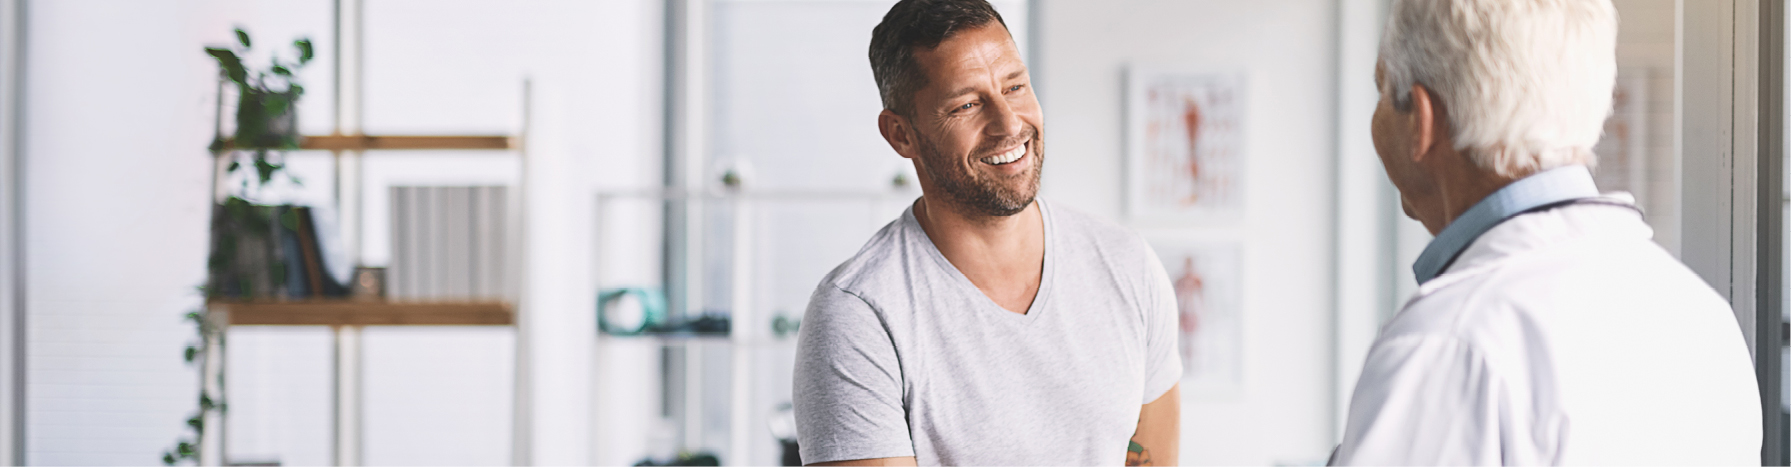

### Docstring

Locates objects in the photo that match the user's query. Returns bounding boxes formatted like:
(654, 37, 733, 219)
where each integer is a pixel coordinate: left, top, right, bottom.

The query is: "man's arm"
(795, 285, 917, 465)
(1128, 383, 1181, 466)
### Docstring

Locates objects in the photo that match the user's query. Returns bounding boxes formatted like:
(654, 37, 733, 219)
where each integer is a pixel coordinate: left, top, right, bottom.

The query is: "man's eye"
(957, 102, 976, 111)
(1008, 84, 1024, 92)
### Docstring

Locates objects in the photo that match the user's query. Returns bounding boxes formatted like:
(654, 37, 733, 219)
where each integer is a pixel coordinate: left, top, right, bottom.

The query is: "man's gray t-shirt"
(794, 199, 1182, 465)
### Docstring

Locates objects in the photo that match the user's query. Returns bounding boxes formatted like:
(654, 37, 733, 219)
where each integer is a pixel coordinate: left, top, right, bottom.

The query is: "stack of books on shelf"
(388, 186, 511, 301)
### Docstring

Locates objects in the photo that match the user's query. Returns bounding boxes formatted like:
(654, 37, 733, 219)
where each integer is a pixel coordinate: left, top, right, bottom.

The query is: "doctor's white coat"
(1333, 202, 1761, 465)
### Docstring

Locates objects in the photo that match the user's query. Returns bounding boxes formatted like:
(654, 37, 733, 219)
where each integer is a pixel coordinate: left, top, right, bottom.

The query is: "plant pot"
(207, 199, 315, 299)
(234, 89, 300, 150)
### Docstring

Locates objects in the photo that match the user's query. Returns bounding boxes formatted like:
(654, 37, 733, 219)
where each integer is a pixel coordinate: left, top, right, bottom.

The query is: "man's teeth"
(981, 146, 1025, 165)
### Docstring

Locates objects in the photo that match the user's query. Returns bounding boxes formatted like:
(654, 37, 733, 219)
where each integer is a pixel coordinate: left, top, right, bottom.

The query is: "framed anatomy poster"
(1148, 238, 1243, 396)
(1127, 67, 1248, 224)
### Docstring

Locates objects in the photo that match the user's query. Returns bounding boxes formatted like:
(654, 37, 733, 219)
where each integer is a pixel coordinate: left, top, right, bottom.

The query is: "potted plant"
(206, 28, 312, 154)
(164, 28, 315, 466)
(202, 27, 315, 302)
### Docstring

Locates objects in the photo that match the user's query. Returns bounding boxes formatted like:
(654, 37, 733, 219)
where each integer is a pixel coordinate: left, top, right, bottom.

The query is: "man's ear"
(1408, 84, 1447, 165)
(879, 109, 917, 159)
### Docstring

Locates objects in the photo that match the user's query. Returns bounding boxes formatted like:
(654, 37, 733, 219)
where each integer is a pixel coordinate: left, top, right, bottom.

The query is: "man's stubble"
(914, 125, 1045, 218)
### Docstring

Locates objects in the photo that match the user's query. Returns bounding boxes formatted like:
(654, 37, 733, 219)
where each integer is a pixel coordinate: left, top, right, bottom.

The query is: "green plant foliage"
(203, 48, 246, 84)
(295, 39, 314, 64)
(162, 306, 216, 466)
(174, 27, 315, 465)
(203, 27, 311, 152)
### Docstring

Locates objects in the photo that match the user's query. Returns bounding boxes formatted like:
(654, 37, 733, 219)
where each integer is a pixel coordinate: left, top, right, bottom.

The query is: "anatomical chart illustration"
(1128, 69, 1247, 224)
(1150, 239, 1243, 395)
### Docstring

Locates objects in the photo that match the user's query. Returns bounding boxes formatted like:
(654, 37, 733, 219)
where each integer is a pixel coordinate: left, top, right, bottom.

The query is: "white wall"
(21, 0, 661, 464)
(23, 2, 308, 463)
(1036, 0, 1340, 464)
(1609, 0, 1680, 255)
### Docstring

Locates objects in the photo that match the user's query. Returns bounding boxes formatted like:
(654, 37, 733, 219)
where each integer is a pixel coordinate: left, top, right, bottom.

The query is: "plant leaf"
(183, 345, 197, 363)
(295, 38, 314, 64)
(271, 65, 291, 77)
(234, 28, 251, 49)
(254, 155, 279, 185)
(204, 47, 247, 84)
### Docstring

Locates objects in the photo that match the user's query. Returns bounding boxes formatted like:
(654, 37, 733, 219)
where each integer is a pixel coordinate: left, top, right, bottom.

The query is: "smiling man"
(792, 1, 1182, 465)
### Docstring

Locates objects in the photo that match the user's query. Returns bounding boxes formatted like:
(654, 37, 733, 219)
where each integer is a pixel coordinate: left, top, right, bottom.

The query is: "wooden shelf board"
(219, 135, 515, 152)
(210, 300, 514, 326)
(302, 135, 514, 151)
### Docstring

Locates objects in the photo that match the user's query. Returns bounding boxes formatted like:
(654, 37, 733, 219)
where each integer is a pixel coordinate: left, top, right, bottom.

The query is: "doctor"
(1333, 0, 1760, 464)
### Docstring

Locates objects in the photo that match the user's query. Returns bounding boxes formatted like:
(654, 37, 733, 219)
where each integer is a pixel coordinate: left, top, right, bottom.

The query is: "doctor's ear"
(1407, 84, 1450, 164)
(879, 110, 918, 160)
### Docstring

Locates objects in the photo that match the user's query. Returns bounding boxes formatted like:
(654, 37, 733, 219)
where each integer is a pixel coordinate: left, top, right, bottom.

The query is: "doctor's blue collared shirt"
(1411, 165, 1602, 284)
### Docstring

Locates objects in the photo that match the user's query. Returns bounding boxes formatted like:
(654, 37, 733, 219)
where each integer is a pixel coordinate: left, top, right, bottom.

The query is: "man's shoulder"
(812, 212, 925, 304)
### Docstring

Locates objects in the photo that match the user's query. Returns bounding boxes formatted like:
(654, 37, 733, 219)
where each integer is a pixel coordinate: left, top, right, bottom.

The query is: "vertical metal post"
(332, 0, 366, 465)
(665, 0, 710, 453)
(331, 326, 362, 467)
(512, 79, 533, 467)
(1759, 0, 1787, 463)
(0, 0, 23, 463)
(199, 310, 227, 466)
(727, 196, 750, 465)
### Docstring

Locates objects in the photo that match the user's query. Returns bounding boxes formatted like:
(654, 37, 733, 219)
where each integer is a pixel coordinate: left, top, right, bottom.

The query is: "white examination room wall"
(20, 1, 662, 464)
(1035, 0, 1342, 464)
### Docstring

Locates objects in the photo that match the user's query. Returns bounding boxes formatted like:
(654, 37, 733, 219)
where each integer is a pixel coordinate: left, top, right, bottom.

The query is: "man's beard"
(915, 126, 1044, 217)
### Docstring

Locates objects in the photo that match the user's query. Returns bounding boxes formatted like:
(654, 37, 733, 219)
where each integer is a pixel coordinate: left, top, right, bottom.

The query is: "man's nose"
(984, 94, 1025, 139)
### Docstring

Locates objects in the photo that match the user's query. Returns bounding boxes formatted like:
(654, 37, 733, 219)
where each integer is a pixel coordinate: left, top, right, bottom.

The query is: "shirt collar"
(1412, 165, 1601, 284)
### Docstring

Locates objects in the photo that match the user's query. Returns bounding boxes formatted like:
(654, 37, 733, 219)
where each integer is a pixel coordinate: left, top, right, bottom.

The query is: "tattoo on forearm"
(1126, 439, 1153, 466)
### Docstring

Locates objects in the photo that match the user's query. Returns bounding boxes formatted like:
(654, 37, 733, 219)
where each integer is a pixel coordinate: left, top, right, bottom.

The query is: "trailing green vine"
(161, 306, 223, 466)
(164, 27, 312, 465)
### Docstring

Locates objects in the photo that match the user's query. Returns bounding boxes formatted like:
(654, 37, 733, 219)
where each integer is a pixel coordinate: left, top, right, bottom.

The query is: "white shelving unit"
(591, 188, 915, 466)
(199, 1, 531, 465)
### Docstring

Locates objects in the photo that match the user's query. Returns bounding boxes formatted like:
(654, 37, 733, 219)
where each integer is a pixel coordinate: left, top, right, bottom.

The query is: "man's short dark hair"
(869, 0, 1008, 118)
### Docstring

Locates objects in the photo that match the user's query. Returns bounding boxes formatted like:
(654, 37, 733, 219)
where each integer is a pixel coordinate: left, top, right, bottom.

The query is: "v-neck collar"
(906, 199, 1055, 323)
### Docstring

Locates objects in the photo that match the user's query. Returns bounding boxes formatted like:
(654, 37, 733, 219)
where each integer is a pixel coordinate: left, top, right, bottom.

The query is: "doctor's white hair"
(1380, 0, 1617, 178)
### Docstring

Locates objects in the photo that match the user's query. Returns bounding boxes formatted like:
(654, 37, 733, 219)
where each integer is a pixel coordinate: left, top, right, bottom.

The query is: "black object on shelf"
(599, 311, 731, 337)
(208, 200, 348, 300)
(780, 439, 801, 466)
(770, 401, 801, 465)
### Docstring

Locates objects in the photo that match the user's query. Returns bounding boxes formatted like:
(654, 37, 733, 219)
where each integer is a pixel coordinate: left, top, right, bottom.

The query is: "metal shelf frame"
(197, 0, 529, 465)
(592, 188, 915, 465)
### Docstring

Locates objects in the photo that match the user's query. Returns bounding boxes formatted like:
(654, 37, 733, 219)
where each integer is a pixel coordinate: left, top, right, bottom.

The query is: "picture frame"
(1126, 66, 1249, 225)
(1147, 237, 1244, 397)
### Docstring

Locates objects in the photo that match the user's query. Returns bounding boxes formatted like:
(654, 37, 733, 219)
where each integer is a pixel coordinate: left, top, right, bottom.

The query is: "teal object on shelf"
(597, 287, 667, 335)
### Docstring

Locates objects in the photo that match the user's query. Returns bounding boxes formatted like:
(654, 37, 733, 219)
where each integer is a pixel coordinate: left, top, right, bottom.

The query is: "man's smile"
(980, 141, 1027, 166)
